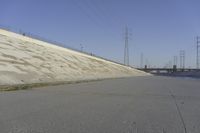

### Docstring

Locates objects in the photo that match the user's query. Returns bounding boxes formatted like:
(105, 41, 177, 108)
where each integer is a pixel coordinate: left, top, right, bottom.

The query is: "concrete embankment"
(0, 29, 149, 89)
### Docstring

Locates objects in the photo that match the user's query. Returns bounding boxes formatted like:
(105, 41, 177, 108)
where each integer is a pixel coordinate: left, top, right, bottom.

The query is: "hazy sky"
(1, 0, 200, 68)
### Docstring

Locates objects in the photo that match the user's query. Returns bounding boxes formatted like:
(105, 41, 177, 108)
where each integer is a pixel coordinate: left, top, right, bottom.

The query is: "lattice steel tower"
(173, 56, 178, 66)
(180, 50, 185, 69)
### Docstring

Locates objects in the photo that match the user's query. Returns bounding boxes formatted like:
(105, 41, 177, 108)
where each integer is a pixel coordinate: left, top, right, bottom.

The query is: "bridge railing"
(137, 67, 200, 74)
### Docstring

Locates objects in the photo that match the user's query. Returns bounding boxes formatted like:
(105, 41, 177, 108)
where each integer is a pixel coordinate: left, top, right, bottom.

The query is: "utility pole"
(124, 26, 129, 66)
(196, 36, 200, 69)
(140, 53, 143, 68)
(180, 50, 185, 69)
(80, 44, 83, 52)
(145, 58, 148, 69)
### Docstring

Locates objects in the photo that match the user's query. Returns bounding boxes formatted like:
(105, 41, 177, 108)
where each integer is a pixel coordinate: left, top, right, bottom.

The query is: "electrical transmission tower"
(180, 50, 185, 69)
(196, 36, 200, 69)
(124, 26, 130, 66)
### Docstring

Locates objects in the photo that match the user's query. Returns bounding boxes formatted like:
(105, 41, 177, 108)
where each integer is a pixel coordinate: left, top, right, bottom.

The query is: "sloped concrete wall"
(0, 29, 148, 85)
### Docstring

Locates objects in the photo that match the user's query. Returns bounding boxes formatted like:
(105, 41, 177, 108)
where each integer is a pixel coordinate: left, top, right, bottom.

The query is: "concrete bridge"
(137, 67, 200, 74)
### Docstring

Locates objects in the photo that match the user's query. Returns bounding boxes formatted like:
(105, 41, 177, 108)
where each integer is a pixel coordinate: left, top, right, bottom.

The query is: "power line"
(85, 0, 112, 27)
(73, 0, 118, 32)
(71, 0, 103, 29)
(87, 0, 125, 28)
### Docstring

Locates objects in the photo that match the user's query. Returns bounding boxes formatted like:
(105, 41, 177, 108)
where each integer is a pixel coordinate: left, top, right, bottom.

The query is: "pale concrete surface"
(0, 29, 148, 86)
(0, 76, 200, 133)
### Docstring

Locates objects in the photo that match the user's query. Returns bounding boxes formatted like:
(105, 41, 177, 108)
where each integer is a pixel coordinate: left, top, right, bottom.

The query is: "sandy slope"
(0, 29, 149, 85)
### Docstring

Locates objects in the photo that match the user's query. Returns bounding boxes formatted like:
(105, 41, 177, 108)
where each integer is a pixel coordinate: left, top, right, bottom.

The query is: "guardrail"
(0, 25, 129, 67)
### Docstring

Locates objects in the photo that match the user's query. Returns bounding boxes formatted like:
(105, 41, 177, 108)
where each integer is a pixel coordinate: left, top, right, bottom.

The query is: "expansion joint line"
(168, 88, 187, 133)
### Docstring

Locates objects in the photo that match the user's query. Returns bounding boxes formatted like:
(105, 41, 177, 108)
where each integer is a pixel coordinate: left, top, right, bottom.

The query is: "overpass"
(137, 67, 200, 74)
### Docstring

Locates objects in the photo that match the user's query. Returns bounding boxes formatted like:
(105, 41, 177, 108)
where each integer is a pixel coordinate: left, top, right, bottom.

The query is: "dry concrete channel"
(0, 76, 200, 133)
(0, 29, 200, 133)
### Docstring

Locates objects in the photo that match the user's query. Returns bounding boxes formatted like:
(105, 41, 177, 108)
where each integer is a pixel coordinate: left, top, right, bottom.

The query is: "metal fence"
(0, 25, 128, 67)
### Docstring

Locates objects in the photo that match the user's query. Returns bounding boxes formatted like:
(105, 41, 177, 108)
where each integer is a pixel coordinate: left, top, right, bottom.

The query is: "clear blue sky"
(1, 0, 200, 68)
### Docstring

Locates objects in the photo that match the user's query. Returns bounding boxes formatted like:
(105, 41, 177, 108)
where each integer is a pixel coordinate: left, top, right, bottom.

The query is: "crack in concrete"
(168, 88, 187, 133)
